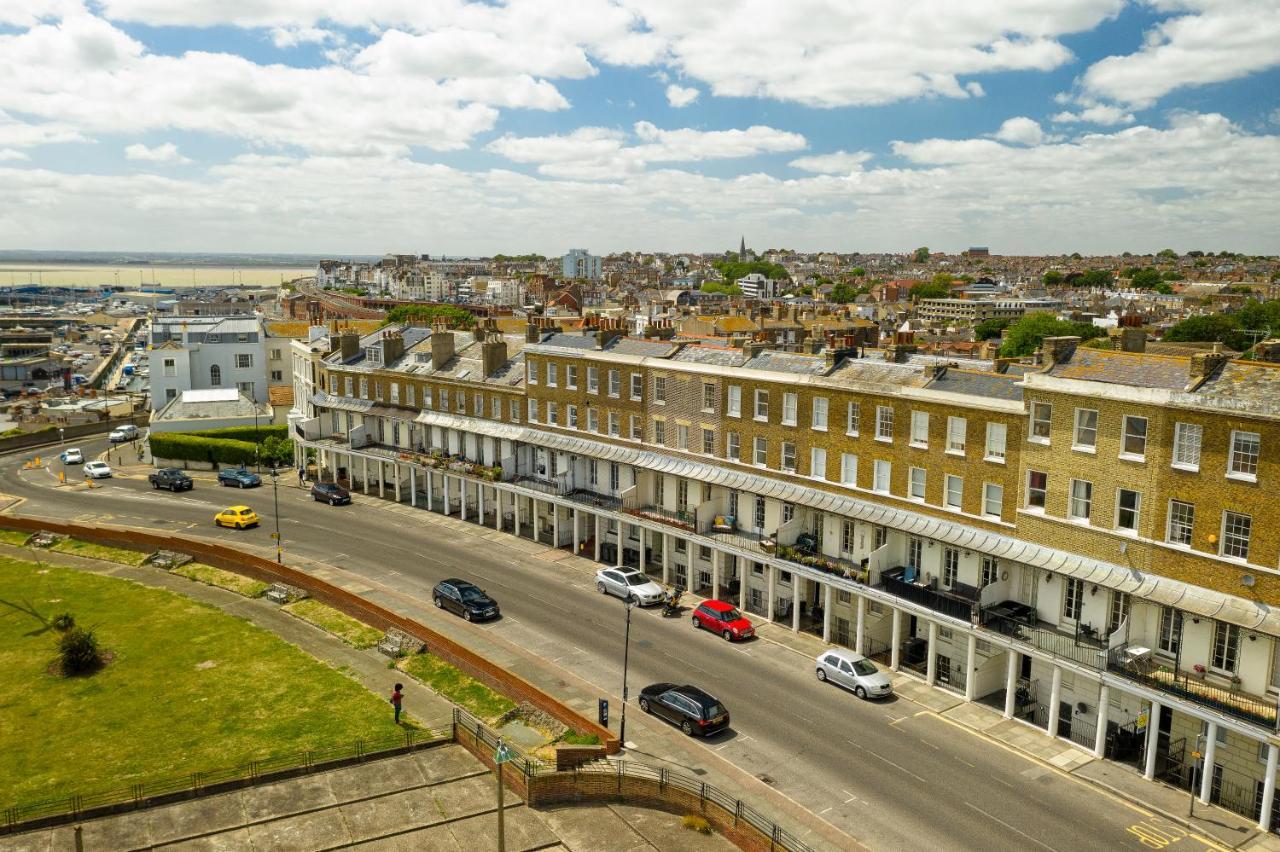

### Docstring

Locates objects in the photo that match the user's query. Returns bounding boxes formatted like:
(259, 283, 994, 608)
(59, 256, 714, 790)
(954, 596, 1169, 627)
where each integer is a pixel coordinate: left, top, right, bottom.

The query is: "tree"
(912, 247, 930, 263)
(1077, 269, 1113, 288)
(973, 318, 1011, 340)
(828, 281, 861, 303)
(1162, 270, 1184, 281)
(1154, 283, 1174, 295)
(700, 281, 741, 296)
(1156, 248, 1178, 260)
(1130, 268, 1163, 289)
(931, 272, 955, 287)
(1043, 270, 1064, 287)
(385, 304, 475, 328)
(849, 267, 866, 277)
(1164, 314, 1246, 349)
(911, 281, 951, 301)
(998, 314, 1105, 357)
(1070, 252, 1083, 260)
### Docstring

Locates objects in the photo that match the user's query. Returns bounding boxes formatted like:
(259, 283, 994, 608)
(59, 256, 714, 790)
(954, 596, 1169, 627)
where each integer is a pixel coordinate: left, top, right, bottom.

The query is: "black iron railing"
(1107, 646, 1277, 729)
(880, 566, 975, 622)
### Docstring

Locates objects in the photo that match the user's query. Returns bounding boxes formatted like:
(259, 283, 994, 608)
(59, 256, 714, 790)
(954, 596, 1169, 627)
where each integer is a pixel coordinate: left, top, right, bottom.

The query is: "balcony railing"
(982, 610, 1110, 671)
(564, 488, 622, 510)
(774, 544, 870, 585)
(624, 505, 696, 532)
(1107, 645, 1278, 729)
(879, 565, 976, 622)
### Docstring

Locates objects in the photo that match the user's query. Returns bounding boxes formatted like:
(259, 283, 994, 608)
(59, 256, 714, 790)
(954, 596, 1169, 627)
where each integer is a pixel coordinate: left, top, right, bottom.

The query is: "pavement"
(4, 435, 1279, 851)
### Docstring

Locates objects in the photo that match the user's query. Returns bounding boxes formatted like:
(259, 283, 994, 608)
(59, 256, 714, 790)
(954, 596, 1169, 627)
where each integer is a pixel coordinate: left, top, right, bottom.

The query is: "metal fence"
(1107, 646, 1277, 728)
(451, 709, 816, 852)
(3, 723, 450, 833)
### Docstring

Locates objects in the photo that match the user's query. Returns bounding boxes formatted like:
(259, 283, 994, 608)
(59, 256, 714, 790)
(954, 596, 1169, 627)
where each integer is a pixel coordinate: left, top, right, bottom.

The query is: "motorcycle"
(660, 585, 685, 618)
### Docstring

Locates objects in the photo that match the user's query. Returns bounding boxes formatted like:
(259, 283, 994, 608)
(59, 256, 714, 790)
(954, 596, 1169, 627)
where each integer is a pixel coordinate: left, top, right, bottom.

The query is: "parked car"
(82, 460, 112, 479)
(432, 578, 500, 621)
(594, 567, 665, 606)
(691, 600, 754, 641)
(814, 649, 893, 700)
(214, 505, 259, 529)
(218, 467, 262, 488)
(60, 448, 84, 465)
(310, 482, 351, 505)
(108, 424, 139, 443)
(148, 467, 193, 492)
(638, 683, 730, 737)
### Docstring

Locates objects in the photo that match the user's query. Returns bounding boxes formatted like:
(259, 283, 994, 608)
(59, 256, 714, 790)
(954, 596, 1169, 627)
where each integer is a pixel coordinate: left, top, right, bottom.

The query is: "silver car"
(594, 567, 665, 606)
(815, 649, 893, 699)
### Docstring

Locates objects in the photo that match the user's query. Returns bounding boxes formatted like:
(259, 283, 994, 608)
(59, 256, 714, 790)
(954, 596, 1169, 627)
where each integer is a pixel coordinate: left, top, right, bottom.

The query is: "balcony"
(774, 542, 870, 585)
(1107, 644, 1277, 729)
(624, 505, 696, 533)
(981, 606, 1109, 671)
(879, 565, 978, 622)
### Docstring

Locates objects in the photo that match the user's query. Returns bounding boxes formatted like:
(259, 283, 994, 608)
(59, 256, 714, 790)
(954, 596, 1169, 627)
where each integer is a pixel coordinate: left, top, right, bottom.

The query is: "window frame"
(1029, 402, 1052, 443)
(946, 416, 967, 456)
(875, 405, 894, 443)
(846, 402, 860, 436)
(753, 436, 767, 467)
(809, 446, 826, 480)
(1072, 408, 1098, 452)
(726, 385, 741, 417)
(754, 389, 769, 421)
(811, 396, 828, 431)
(1068, 478, 1093, 522)
(1228, 430, 1261, 481)
(873, 459, 891, 494)
(909, 410, 929, 448)
(1026, 470, 1048, 510)
(908, 466, 926, 501)
(944, 474, 963, 510)
(984, 422, 1007, 463)
(1120, 415, 1148, 461)
(1166, 499, 1195, 547)
(983, 483, 1003, 519)
(1116, 488, 1141, 533)
(1172, 421, 1202, 471)
(1221, 510, 1252, 561)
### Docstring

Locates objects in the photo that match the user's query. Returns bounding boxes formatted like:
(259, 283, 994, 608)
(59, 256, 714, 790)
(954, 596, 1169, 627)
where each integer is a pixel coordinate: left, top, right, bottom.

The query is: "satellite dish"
(1243, 574, 1257, 588)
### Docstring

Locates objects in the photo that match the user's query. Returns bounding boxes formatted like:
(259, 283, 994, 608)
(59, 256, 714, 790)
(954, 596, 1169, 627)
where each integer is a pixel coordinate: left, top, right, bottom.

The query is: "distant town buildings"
(562, 249, 602, 280)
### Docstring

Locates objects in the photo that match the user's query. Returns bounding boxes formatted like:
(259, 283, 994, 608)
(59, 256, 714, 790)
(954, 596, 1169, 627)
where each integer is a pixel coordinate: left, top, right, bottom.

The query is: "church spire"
(739, 235, 746, 261)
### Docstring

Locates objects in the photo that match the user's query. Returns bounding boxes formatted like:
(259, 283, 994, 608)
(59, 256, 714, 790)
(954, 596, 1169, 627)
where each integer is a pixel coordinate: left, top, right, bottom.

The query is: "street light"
(253, 407, 261, 472)
(619, 592, 635, 747)
(269, 467, 282, 564)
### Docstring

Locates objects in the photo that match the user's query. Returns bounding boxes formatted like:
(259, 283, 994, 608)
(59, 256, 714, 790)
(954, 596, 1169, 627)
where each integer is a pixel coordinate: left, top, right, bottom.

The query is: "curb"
(1071, 772, 1259, 850)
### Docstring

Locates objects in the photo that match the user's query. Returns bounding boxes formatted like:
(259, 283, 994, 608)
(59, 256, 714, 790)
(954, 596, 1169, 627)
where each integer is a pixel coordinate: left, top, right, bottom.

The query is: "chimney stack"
(431, 323, 456, 370)
(1039, 335, 1080, 367)
(379, 329, 405, 365)
(525, 319, 541, 343)
(1109, 327, 1146, 353)
(1188, 346, 1232, 387)
(338, 330, 360, 362)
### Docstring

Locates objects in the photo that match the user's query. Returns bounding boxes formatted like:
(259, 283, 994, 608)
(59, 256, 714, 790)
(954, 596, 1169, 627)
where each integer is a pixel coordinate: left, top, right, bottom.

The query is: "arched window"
(210, 364, 221, 386)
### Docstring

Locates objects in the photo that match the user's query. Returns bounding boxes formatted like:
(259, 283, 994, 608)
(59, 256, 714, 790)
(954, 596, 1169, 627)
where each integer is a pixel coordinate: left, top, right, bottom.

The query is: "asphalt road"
(3, 436, 1221, 852)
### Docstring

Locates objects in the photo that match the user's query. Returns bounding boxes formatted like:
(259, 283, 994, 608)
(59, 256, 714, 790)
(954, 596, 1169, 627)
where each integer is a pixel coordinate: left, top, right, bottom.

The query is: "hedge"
(184, 425, 289, 443)
(149, 432, 260, 466)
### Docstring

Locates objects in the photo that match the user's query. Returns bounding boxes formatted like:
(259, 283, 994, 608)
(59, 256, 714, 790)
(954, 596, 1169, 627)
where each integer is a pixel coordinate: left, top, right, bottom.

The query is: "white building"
(148, 315, 268, 412)
(737, 273, 783, 300)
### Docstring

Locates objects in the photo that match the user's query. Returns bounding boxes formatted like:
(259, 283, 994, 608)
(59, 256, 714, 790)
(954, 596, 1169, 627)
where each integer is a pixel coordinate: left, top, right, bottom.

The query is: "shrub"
(185, 425, 289, 442)
(148, 432, 259, 466)
(681, 814, 712, 835)
(58, 626, 103, 675)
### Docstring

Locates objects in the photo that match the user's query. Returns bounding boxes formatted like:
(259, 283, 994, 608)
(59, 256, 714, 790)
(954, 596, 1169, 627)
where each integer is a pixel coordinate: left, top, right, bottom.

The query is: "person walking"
(390, 683, 404, 724)
(298, 466, 305, 488)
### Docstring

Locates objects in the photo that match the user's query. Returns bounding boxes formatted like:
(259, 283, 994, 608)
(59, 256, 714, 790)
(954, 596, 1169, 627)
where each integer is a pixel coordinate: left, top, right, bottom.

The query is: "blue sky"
(0, 1, 1277, 255)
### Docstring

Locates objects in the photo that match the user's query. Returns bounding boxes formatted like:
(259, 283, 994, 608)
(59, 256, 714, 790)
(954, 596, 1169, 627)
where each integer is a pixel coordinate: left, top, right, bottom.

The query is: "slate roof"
(1046, 349, 1190, 390)
(671, 345, 747, 368)
(924, 369, 1024, 402)
(1192, 362, 1280, 416)
(742, 351, 828, 375)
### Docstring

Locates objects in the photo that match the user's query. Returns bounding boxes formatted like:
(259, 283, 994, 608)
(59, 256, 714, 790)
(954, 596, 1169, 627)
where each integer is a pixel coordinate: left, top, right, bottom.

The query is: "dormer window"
(366, 346, 382, 365)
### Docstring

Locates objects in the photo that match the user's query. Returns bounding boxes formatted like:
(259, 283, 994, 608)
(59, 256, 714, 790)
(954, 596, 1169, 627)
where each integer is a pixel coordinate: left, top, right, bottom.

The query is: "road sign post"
(495, 738, 515, 852)
(598, 698, 608, 727)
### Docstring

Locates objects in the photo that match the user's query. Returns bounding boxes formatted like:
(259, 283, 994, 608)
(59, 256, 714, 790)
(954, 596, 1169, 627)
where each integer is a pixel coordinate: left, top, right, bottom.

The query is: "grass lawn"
(401, 653, 515, 723)
(50, 538, 149, 567)
(0, 557, 396, 806)
(282, 599, 384, 649)
(0, 529, 31, 546)
(171, 563, 269, 598)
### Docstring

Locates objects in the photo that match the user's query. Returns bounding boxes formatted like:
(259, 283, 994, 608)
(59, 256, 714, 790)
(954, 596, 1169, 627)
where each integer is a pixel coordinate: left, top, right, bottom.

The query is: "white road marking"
(964, 802, 1058, 852)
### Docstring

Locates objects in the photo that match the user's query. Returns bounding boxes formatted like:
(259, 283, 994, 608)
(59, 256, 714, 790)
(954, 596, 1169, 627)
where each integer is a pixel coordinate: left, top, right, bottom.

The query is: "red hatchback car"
(692, 600, 754, 641)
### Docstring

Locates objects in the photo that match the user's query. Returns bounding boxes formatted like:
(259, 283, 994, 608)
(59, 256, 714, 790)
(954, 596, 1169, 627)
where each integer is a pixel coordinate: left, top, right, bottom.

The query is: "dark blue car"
(217, 467, 262, 488)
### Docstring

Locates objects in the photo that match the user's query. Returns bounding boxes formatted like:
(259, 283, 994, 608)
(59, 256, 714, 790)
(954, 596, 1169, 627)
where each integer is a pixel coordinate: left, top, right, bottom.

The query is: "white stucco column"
(1258, 743, 1279, 832)
(615, 522, 624, 567)
(377, 460, 384, 498)
(362, 456, 369, 494)
(1199, 722, 1218, 804)
(1003, 652, 1018, 719)
(1048, 666, 1063, 738)
(395, 463, 403, 502)
(1143, 701, 1163, 781)
(854, 594, 866, 655)
(791, 575, 802, 632)
(553, 503, 561, 548)
(890, 608, 902, 671)
(964, 632, 978, 702)
(513, 491, 521, 533)
(766, 566, 776, 621)
(662, 533, 672, 585)
(494, 488, 503, 530)
(926, 621, 938, 686)
(409, 466, 416, 508)
(711, 549, 721, 598)
(477, 483, 485, 522)
(639, 528, 647, 572)
(572, 508, 581, 554)
(459, 479, 468, 521)
(1094, 684, 1110, 759)
(822, 583, 833, 644)
(739, 558, 748, 611)
(593, 515, 601, 561)
(425, 470, 433, 511)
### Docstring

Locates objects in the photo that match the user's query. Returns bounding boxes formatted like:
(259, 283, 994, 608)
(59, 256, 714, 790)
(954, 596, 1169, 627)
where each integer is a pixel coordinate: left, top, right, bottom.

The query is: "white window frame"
(567, 405, 578, 429)
(910, 410, 929, 448)
(1220, 510, 1252, 561)
(566, 364, 577, 389)
(846, 402, 860, 436)
(526, 360, 537, 384)
(608, 411, 621, 437)
(781, 441, 796, 472)
(1172, 421, 1202, 471)
(630, 372, 643, 401)
(946, 416, 967, 455)
(587, 408, 598, 432)
(1228, 430, 1260, 481)
(943, 548, 959, 587)
(945, 474, 963, 510)
(909, 467, 926, 501)
(1166, 500, 1194, 546)
(676, 423, 689, 450)
(873, 460, 891, 494)
(527, 398, 538, 422)
(727, 385, 741, 417)
(809, 446, 826, 479)
(1120, 415, 1148, 461)
(608, 369, 620, 398)
(546, 400, 558, 425)
(782, 392, 797, 426)
(811, 396, 828, 431)
(1026, 470, 1048, 510)
(753, 437, 767, 466)
(1068, 479, 1093, 522)
(1029, 402, 1052, 444)
(1073, 408, 1098, 452)
(983, 483, 1003, 519)
(702, 383, 716, 413)
(754, 389, 769, 421)
(546, 362, 557, 387)
(840, 453, 857, 486)
(984, 422, 1007, 463)
(1116, 488, 1141, 534)
(876, 405, 894, 443)
(587, 366, 599, 394)
(654, 419, 665, 445)
(726, 431, 740, 460)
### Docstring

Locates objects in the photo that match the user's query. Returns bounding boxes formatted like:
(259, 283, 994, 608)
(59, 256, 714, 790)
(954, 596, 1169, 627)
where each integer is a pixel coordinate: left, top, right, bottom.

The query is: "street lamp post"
(254, 408, 261, 472)
(270, 467, 282, 564)
(620, 592, 635, 747)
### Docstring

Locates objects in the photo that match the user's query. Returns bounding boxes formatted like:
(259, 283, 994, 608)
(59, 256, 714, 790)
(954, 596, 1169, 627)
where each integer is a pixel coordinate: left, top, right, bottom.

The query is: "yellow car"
(214, 505, 259, 529)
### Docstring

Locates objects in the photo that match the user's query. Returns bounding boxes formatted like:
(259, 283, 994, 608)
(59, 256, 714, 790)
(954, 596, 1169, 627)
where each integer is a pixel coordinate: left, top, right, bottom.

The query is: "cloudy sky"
(1, 1, 1278, 256)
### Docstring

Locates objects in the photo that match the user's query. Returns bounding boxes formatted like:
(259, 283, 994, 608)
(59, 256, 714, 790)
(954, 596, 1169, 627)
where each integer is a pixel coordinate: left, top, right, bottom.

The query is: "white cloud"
(1052, 105, 1135, 125)
(665, 84, 699, 108)
(1079, 0, 1280, 108)
(992, 116, 1044, 146)
(788, 150, 873, 174)
(0, 149, 29, 161)
(124, 142, 192, 164)
(487, 121, 806, 179)
(268, 26, 339, 49)
(0, 110, 87, 148)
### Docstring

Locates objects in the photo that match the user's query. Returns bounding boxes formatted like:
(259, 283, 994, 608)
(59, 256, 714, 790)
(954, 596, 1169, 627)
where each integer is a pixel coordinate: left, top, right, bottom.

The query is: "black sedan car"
(638, 683, 730, 737)
(217, 467, 262, 488)
(432, 578, 500, 622)
(310, 482, 351, 505)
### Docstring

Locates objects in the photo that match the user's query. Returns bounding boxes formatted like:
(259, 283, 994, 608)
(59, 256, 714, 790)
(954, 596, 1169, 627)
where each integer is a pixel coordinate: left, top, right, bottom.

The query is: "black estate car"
(310, 481, 351, 505)
(431, 578, 500, 622)
(638, 683, 730, 737)
(148, 467, 193, 491)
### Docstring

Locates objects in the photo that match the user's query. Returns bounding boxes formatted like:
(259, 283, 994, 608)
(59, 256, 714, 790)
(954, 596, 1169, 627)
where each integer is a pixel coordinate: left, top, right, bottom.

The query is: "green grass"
(560, 731, 601, 745)
(0, 530, 31, 546)
(282, 599, 384, 649)
(0, 557, 396, 805)
(401, 653, 516, 723)
(50, 538, 148, 567)
(171, 563, 269, 598)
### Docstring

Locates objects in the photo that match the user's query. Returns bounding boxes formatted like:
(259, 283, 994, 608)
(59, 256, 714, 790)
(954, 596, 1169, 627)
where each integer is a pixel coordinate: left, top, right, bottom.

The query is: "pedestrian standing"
(390, 683, 403, 724)
(298, 466, 305, 487)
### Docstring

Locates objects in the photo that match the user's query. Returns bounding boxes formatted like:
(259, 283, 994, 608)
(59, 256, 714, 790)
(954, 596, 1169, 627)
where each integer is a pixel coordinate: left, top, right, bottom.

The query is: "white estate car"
(814, 649, 894, 699)
(83, 461, 113, 479)
(594, 567, 666, 606)
(60, 448, 84, 465)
